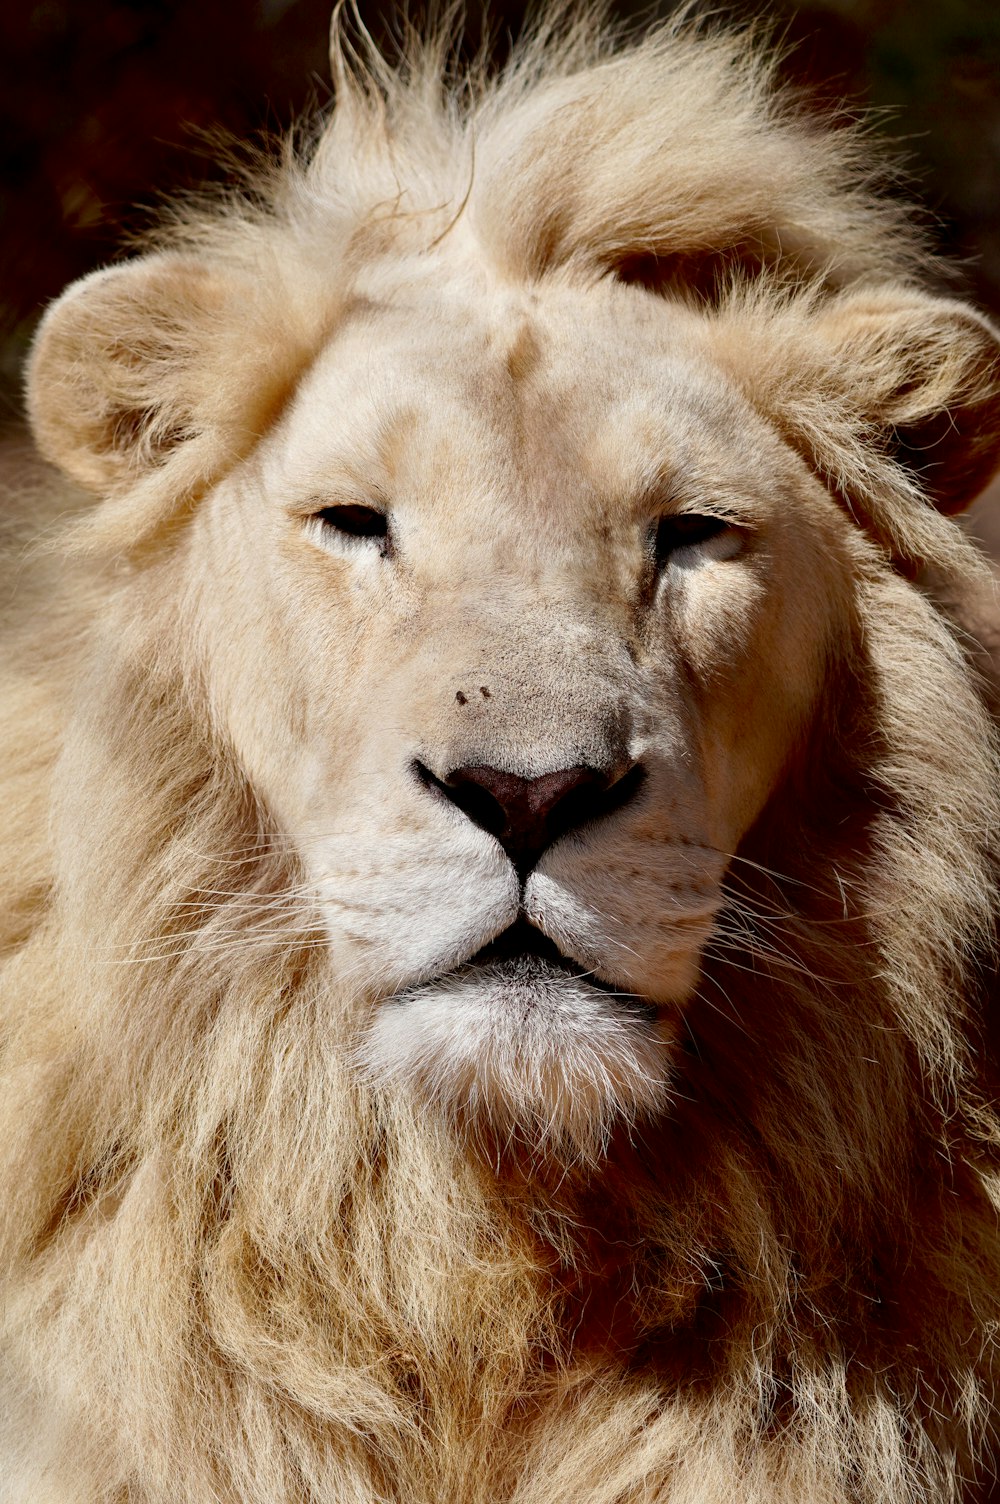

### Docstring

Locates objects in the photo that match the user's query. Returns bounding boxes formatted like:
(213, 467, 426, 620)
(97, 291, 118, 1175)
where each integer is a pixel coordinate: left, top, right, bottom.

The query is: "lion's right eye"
(308, 504, 391, 557)
(315, 504, 388, 540)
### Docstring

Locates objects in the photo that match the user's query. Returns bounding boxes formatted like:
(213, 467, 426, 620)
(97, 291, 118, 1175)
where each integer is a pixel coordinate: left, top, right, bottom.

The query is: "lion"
(3, 8, 1000, 1502)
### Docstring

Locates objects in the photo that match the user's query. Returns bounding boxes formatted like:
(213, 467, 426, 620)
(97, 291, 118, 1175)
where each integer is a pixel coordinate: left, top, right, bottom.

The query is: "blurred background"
(2, 0, 1000, 533)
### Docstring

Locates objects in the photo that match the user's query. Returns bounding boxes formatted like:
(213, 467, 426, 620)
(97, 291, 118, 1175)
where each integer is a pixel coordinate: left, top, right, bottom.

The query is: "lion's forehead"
(265, 272, 781, 536)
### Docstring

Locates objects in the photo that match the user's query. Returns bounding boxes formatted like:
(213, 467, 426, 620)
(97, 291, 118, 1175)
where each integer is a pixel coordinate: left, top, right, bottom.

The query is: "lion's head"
(6, 12, 1000, 1503)
(24, 40, 1000, 1163)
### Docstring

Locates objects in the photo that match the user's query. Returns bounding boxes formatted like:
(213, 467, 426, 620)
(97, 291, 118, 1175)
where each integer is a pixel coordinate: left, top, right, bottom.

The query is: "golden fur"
(4, 9, 1000, 1501)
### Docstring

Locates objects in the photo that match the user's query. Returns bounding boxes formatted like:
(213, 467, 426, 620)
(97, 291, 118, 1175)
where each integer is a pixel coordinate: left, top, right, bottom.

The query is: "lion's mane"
(3, 11, 1000, 1503)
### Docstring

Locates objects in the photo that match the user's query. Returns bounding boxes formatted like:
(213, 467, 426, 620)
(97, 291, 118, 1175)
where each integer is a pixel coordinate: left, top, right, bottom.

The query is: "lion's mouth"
(459, 918, 653, 1013)
(365, 917, 671, 1151)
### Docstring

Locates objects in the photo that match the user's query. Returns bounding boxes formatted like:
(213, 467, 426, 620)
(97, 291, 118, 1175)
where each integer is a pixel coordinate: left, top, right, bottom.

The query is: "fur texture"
(4, 9, 1000, 1502)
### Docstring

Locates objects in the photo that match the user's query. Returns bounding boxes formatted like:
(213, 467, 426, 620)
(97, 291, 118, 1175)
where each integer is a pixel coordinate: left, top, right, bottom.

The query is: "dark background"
(3, 0, 1000, 420)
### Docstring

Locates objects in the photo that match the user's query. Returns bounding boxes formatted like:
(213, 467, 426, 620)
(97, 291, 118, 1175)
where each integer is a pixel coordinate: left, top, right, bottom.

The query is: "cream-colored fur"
(4, 9, 1000, 1501)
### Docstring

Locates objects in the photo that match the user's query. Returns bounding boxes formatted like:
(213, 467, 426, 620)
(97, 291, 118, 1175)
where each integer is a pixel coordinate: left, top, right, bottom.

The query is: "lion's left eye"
(654, 513, 734, 567)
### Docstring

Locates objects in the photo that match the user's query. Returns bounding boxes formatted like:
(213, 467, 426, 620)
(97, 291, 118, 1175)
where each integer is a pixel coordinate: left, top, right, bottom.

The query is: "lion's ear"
(26, 254, 239, 495)
(811, 289, 1000, 515)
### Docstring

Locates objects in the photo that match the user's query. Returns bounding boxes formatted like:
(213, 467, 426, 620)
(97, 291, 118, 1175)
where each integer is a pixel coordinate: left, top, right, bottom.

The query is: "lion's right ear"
(25, 254, 243, 495)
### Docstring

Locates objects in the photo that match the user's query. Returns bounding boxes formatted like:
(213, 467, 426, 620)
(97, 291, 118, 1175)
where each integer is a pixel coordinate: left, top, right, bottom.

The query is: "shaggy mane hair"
(3, 8, 1000, 1503)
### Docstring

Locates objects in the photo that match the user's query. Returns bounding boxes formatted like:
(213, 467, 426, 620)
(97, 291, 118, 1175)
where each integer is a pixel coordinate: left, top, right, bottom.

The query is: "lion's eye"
(308, 504, 391, 557)
(315, 504, 388, 540)
(654, 513, 733, 568)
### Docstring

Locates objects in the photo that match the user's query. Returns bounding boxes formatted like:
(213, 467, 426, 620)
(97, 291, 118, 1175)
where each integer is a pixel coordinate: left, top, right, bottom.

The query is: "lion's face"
(183, 261, 854, 1148)
(20, 0, 1000, 1167)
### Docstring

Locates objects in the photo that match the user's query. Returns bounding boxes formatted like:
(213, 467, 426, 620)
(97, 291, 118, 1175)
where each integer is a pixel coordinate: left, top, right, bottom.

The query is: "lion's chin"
(358, 953, 677, 1164)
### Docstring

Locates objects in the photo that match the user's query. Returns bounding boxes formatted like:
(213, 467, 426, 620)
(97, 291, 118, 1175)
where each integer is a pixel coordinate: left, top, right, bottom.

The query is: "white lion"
(2, 9, 1000, 1503)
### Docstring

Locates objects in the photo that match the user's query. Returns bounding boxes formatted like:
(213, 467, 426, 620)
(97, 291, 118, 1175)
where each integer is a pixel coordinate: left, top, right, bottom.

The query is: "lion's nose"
(421, 761, 643, 877)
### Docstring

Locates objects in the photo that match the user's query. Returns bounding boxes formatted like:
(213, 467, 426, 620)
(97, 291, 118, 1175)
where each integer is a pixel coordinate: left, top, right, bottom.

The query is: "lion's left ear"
(810, 289, 1000, 515)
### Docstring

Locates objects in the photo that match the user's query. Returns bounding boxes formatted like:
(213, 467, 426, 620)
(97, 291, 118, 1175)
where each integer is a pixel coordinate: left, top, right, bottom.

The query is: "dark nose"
(425, 762, 643, 876)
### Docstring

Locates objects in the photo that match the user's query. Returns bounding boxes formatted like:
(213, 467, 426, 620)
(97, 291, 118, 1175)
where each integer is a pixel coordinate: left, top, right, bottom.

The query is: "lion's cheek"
(525, 855, 722, 1006)
(306, 818, 519, 994)
(672, 565, 837, 848)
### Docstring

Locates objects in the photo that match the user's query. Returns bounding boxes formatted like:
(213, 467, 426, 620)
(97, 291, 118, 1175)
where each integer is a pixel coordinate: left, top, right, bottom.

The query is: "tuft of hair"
(28, 1, 937, 548)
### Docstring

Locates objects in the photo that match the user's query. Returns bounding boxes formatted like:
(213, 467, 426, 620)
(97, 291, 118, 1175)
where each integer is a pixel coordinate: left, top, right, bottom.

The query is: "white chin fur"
(358, 960, 675, 1163)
